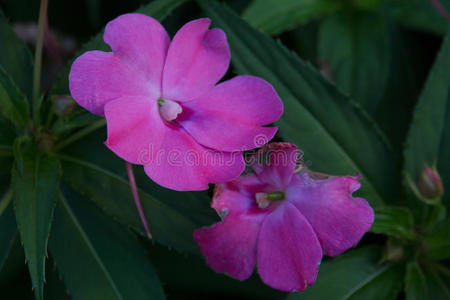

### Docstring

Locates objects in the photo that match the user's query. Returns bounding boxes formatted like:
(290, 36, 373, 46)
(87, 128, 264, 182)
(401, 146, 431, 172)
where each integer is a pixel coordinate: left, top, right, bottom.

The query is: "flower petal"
(104, 96, 165, 164)
(69, 51, 149, 116)
(162, 18, 230, 102)
(143, 126, 244, 191)
(194, 193, 265, 280)
(178, 76, 283, 151)
(104, 13, 170, 97)
(252, 143, 299, 190)
(288, 174, 374, 256)
(257, 202, 322, 292)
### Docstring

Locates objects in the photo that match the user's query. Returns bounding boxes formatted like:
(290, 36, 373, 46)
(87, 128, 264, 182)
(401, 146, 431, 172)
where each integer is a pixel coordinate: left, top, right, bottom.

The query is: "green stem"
(54, 119, 106, 151)
(32, 0, 49, 125)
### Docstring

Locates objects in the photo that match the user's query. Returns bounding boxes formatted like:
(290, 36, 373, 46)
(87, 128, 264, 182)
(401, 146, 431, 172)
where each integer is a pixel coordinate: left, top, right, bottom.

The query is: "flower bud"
(52, 95, 75, 116)
(417, 165, 444, 201)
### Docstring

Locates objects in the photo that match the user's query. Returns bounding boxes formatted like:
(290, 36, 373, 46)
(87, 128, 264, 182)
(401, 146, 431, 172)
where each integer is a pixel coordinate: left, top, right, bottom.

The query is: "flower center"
(158, 99, 182, 122)
(255, 191, 285, 209)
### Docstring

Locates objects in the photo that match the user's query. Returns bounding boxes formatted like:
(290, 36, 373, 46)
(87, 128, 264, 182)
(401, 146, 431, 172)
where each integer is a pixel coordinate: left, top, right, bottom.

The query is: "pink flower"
(194, 143, 374, 292)
(69, 14, 283, 191)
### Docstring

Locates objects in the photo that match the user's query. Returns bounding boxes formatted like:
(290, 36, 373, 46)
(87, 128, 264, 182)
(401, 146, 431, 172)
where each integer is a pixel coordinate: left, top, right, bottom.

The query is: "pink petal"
(257, 202, 322, 292)
(288, 174, 374, 256)
(162, 18, 230, 102)
(104, 96, 165, 164)
(69, 51, 149, 116)
(178, 76, 283, 151)
(104, 13, 170, 97)
(143, 125, 244, 191)
(194, 191, 265, 280)
(252, 143, 299, 190)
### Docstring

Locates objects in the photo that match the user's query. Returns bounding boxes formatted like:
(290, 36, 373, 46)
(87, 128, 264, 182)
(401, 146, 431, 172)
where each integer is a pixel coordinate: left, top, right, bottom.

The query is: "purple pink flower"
(69, 14, 283, 191)
(194, 143, 374, 292)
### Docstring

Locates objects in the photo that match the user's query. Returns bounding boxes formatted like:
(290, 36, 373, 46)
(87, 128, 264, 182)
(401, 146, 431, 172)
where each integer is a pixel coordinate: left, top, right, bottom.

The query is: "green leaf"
(242, 0, 340, 35)
(50, 185, 165, 300)
(0, 9, 33, 97)
(44, 262, 70, 300)
(0, 191, 16, 272)
(392, 0, 449, 36)
(371, 206, 416, 239)
(198, 0, 397, 206)
(12, 141, 61, 300)
(147, 243, 283, 300)
(51, 0, 185, 95)
(58, 128, 216, 254)
(403, 25, 450, 207)
(51, 111, 102, 139)
(0, 67, 30, 131)
(423, 264, 450, 300)
(405, 261, 428, 300)
(318, 11, 390, 114)
(423, 218, 450, 261)
(286, 245, 404, 300)
(374, 15, 428, 158)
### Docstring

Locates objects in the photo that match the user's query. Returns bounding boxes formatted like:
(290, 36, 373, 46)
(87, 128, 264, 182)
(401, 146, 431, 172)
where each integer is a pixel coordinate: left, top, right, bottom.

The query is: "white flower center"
(158, 99, 182, 122)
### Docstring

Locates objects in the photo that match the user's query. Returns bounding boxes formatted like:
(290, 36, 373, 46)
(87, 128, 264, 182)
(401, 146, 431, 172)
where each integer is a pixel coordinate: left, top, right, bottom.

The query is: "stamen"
(158, 99, 182, 122)
(255, 191, 285, 209)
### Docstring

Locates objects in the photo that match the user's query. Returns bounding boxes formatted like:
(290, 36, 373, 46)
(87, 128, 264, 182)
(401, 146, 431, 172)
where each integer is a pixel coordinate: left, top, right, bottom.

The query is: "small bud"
(52, 95, 75, 116)
(417, 165, 444, 201)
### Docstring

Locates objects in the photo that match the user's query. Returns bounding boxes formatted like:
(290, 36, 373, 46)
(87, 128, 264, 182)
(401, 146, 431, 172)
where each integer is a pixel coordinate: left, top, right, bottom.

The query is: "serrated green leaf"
(286, 245, 404, 300)
(12, 141, 61, 300)
(0, 67, 30, 131)
(50, 185, 165, 300)
(405, 261, 428, 300)
(423, 218, 450, 261)
(198, 0, 397, 206)
(392, 0, 449, 36)
(242, 0, 340, 35)
(318, 11, 390, 114)
(0, 9, 33, 97)
(403, 25, 450, 208)
(0, 191, 16, 272)
(51, 0, 185, 95)
(44, 261, 70, 300)
(371, 206, 416, 239)
(58, 128, 216, 254)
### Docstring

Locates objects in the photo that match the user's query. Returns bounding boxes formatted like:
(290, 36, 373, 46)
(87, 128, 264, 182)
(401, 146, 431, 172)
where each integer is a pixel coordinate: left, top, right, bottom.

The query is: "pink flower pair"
(69, 13, 283, 191)
(69, 14, 374, 293)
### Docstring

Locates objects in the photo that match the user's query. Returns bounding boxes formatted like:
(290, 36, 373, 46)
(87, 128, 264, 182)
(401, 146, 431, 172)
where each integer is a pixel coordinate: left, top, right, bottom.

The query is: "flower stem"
(429, 0, 450, 20)
(126, 162, 152, 239)
(32, 0, 49, 124)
